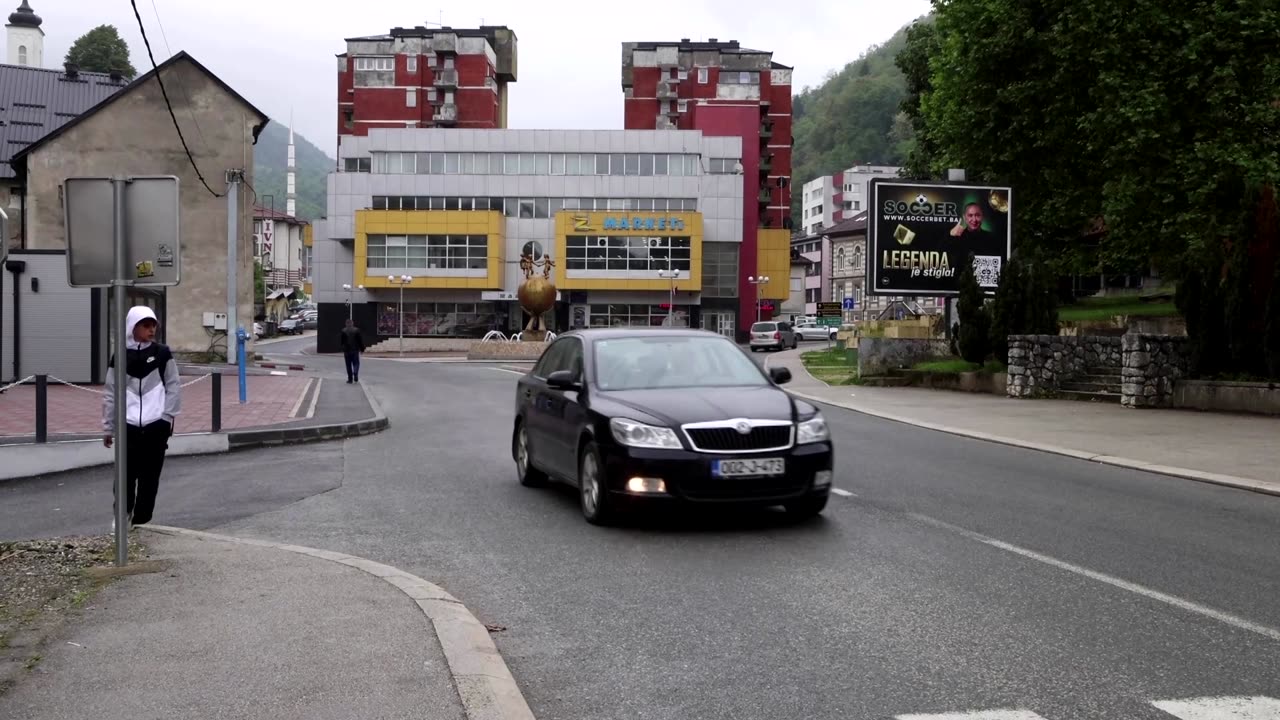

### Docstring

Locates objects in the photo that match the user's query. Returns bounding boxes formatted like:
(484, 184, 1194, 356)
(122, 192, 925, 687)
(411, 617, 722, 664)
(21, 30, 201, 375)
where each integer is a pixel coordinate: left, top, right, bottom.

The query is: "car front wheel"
(514, 420, 548, 487)
(578, 442, 616, 526)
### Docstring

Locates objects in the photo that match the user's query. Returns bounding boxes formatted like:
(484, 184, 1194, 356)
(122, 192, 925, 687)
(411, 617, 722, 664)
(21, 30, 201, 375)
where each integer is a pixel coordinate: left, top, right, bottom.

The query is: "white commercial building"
(800, 164, 900, 236)
(311, 127, 775, 352)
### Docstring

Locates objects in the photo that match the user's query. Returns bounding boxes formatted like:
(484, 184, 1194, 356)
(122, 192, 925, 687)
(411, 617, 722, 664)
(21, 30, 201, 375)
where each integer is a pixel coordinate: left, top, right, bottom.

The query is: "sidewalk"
(0, 374, 386, 480)
(766, 349, 1280, 493)
(0, 529, 478, 720)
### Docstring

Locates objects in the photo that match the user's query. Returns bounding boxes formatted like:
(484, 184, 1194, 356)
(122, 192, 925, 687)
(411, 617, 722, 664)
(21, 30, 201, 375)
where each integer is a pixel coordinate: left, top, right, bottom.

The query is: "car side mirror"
(547, 370, 581, 390)
(769, 367, 792, 385)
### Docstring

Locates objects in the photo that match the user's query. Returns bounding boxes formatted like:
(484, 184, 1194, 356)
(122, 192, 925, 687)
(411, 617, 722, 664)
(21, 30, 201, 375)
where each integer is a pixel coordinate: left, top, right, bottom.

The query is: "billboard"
(868, 179, 1012, 296)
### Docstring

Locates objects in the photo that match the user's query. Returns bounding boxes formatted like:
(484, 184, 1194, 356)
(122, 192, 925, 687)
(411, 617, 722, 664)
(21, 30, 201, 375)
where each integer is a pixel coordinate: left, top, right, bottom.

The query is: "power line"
(128, 0, 223, 197)
(147, 0, 211, 154)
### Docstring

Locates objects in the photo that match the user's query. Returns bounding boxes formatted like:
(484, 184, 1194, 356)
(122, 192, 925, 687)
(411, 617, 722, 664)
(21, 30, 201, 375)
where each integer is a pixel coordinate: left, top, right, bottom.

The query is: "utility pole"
(226, 169, 242, 365)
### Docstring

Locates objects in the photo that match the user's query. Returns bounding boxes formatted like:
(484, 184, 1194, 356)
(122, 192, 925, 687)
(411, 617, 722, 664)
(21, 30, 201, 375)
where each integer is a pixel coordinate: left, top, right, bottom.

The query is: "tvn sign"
(572, 215, 687, 232)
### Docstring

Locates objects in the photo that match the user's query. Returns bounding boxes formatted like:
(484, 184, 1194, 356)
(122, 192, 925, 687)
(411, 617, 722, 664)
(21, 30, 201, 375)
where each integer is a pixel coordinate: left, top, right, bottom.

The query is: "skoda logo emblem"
(735, 421, 752, 435)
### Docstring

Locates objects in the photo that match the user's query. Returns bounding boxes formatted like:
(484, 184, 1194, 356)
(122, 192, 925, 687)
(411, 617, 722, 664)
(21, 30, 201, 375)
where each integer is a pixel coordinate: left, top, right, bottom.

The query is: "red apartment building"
(622, 39, 793, 327)
(337, 25, 517, 142)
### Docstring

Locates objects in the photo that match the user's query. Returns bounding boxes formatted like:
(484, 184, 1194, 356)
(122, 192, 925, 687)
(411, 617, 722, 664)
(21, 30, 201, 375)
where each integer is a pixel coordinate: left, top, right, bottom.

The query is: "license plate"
(712, 458, 785, 477)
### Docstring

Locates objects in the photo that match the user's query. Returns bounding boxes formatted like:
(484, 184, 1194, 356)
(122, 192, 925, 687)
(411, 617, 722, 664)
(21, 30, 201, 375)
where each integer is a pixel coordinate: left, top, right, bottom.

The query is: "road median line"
(144, 526, 537, 720)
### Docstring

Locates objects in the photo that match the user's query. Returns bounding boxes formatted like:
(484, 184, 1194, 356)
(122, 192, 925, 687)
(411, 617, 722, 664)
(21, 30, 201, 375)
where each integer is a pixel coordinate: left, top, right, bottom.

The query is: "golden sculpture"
(517, 253, 557, 340)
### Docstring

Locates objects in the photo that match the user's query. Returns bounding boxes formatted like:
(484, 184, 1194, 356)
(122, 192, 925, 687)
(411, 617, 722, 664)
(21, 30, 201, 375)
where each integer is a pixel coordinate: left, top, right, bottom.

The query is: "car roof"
(560, 327, 728, 343)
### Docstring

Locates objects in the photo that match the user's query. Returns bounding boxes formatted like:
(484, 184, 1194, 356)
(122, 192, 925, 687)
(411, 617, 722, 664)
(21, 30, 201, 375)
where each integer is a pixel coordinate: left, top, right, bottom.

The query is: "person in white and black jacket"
(102, 306, 182, 531)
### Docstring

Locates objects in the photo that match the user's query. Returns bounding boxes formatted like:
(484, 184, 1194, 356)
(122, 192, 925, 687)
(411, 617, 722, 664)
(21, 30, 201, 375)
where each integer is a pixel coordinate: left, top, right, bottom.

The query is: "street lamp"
(747, 275, 770, 323)
(342, 283, 364, 320)
(657, 269, 681, 326)
(387, 274, 413, 356)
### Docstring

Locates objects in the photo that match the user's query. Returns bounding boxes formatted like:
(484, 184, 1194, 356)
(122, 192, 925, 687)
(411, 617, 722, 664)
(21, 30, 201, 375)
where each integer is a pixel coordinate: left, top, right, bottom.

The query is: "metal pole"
(211, 372, 222, 432)
(226, 172, 240, 366)
(112, 178, 129, 568)
(398, 283, 405, 357)
(34, 374, 46, 443)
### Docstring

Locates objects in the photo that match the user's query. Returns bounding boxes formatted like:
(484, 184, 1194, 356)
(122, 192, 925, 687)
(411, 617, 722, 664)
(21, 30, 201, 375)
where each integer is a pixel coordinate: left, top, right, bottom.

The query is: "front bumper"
(600, 441, 834, 504)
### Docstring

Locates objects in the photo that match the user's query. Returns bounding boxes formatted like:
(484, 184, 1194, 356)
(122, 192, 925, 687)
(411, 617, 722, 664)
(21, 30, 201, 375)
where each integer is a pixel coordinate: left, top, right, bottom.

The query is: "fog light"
(814, 470, 833, 488)
(626, 477, 667, 494)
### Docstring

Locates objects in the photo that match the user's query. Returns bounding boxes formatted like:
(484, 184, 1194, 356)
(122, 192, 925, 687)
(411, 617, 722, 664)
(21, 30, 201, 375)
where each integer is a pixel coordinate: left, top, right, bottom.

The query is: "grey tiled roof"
(0, 63, 127, 180)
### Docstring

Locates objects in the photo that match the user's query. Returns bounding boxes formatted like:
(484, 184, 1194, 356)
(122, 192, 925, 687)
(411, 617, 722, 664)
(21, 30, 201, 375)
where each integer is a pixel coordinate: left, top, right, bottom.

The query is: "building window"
(835, 247, 846, 272)
(406, 89, 417, 107)
(720, 71, 758, 85)
(354, 56, 395, 71)
(407, 56, 418, 72)
(427, 88, 437, 102)
(697, 67, 708, 84)
(708, 158, 738, 174)
(343, 157, 371, 173)
(366, 152, 703, 177)
(677, 69, 688, 81)
(366, 234, 489, 270)
(588, 304, 688, 328)
(377, 302, 497, 338)
(701, 241, 740, 298)
(17, 46, 26, 65)
(565, 235, 691, 273)
(443, 56, 455, 70)
(677, 99, 688, 113)
(853, 245, 864, 271)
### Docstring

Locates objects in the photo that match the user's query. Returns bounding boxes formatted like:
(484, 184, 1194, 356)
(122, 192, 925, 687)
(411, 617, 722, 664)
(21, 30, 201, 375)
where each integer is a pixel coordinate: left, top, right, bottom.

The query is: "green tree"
(988, 256, 1024, 365)
(919, 0, 1280, 277)
(956, 256, 990, 363)
(894, 18, 940, 180)
(65, 25, 136, 78)
(1266, 251, 1280, 380)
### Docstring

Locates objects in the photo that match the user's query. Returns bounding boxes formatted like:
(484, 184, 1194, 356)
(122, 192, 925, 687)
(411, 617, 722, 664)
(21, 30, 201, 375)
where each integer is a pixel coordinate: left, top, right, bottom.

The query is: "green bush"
(957, 257, 990, 363)
(989, 257, 1024, 365)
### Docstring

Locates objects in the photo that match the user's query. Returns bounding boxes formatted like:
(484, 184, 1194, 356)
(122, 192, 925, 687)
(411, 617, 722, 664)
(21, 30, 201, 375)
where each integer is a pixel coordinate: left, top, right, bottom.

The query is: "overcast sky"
(24, 0, 929, 157)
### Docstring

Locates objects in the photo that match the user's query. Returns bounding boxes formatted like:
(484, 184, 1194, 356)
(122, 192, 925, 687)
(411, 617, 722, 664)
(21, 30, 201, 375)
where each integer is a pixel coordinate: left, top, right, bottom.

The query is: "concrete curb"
(766, 354, 1280, 498)
(142, 526, 536, 720)
(226, 380, 388, 450)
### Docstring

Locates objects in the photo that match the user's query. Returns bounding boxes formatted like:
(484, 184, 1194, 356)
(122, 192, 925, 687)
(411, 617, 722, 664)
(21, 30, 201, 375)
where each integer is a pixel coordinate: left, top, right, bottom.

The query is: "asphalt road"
(4, 344, 1279, 720)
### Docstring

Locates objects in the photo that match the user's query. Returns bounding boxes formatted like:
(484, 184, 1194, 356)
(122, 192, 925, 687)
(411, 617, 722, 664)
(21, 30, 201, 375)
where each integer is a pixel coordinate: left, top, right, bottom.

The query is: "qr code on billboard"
(973, 256, 1002, 288)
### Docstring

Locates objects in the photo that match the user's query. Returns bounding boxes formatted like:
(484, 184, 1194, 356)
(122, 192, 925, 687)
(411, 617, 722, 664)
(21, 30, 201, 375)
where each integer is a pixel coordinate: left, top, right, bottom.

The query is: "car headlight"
(609, 418, 682, 450)
(797, 415, 829, 444)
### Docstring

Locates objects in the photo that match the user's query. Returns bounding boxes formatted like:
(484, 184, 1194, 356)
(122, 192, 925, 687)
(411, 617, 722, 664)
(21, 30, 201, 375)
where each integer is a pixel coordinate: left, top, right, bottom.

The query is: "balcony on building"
(433, 68, 459, 88)
(760, 121, 774, 139)
(758, 187, 773, 203)
(432, 33, 458, 54)
(433, 103, 458, 125)
(656, 116, 677, 131)
(760, 154, 773, 173)
(656, 80, 678, 99)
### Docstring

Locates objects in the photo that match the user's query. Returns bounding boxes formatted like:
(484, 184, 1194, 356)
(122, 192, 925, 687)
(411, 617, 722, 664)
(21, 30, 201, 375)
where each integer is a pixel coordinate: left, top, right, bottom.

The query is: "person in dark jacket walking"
(102, 306, 181, 532)
(340, 318, 366, 383)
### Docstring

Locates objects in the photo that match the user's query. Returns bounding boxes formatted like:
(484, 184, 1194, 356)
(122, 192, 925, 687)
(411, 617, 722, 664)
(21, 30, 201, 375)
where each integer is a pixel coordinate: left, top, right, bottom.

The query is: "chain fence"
(0, 375, 35, 394)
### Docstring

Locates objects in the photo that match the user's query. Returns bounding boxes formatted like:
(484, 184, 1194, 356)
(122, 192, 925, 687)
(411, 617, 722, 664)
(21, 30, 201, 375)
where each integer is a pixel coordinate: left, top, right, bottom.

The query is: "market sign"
(867, 179, 1012, 296)
(565, 212, 696, 234)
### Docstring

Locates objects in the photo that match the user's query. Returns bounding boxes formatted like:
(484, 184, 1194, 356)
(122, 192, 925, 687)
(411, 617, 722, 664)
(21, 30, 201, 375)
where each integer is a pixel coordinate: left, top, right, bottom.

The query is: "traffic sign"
(841, 297, 855, 310)
(64, 176, 181, 288)
(818, 316, 841, 327)
(816, 301, 842, 318)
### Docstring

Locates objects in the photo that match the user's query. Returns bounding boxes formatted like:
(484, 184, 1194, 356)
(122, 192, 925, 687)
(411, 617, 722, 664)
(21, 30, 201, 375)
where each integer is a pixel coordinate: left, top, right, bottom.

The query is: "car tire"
(784, 493, 828, 519)
(513, 420, 548, 488)
(578, 441, 616, 526)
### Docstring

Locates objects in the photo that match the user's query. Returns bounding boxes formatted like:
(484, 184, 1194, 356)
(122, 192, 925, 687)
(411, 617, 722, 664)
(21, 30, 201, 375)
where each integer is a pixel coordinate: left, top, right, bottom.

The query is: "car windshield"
(751, 323, 777, 332)
(594, 335, 768, 391)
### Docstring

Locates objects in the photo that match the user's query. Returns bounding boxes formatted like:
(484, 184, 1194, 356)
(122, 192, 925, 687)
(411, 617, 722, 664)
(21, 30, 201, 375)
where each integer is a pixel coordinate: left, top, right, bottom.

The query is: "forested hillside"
(253, 121, 333, 221)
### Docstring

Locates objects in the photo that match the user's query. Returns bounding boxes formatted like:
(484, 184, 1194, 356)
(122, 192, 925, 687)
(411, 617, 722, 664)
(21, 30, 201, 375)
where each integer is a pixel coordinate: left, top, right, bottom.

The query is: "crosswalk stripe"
(1152, 696, 1280, 719)
(896, 707, 1044, 712)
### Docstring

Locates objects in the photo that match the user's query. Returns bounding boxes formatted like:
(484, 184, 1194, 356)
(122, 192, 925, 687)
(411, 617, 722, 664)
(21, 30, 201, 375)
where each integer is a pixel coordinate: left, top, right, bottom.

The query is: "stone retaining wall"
(1006, 335, 1122, 398)
(857, 338, 952, 377)
(1121, 334, 1190, 408)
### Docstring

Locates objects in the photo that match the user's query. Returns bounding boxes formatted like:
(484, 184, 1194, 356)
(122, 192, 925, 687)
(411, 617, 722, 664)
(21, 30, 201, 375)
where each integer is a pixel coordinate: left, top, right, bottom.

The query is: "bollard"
(211, 372, 222, 432)
(34, 374, 47, 443)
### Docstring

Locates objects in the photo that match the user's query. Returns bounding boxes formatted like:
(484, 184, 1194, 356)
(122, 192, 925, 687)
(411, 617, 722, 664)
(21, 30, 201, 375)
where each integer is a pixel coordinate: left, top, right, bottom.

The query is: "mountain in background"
(791, 22, 916, 223)
(253, 121, 334, 221)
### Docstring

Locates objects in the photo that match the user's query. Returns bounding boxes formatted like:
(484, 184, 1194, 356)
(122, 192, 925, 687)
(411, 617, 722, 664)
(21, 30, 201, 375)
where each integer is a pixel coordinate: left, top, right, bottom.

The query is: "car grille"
(684, 424, 792, 452)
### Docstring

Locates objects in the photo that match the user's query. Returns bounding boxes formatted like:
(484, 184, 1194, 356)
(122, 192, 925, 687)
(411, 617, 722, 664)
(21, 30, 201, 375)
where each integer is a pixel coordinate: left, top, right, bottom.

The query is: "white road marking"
(908, 512, 1280, 643)
(1152, 696, 1280, 719)
(289, 378, 314, 418)
(269, 370, 288, 376)
(831, 488, 855, 498)
(488, 368, 527, 377)
(304, 377, 323, 419)
(897, 711, 1048, 720)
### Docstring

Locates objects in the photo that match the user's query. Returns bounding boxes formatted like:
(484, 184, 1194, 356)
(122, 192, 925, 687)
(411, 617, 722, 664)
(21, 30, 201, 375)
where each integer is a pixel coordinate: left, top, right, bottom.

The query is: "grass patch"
(912, 358, 1006, 374)
(799, 347, 860, 386)
(1058, 298, 1178, 322)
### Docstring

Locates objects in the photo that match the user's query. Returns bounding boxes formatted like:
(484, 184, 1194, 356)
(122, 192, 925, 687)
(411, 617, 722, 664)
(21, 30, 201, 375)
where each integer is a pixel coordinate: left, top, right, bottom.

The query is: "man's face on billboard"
(965, 204, 984, 231)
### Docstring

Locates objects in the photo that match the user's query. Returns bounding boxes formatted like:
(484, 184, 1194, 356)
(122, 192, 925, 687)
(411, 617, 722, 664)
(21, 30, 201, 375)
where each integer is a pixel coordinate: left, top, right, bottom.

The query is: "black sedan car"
(512, 328, 834, 525)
